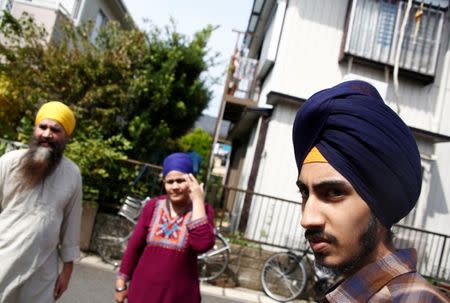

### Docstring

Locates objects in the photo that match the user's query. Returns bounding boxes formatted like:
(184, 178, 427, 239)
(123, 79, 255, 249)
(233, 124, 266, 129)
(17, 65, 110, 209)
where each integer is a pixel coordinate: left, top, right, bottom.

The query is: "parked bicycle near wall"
(97, 195, 148, 267)
(260, 244, 334, 302)
(197, 228, 231, 281)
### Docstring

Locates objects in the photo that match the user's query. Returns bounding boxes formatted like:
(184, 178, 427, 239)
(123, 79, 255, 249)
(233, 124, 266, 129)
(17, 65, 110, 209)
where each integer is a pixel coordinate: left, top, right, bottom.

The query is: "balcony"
(220, 51, 260, 141)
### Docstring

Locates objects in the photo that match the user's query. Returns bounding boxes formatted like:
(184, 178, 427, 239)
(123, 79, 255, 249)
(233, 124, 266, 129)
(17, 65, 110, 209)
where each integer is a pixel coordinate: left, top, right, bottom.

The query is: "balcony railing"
(226, 53, 258, 101)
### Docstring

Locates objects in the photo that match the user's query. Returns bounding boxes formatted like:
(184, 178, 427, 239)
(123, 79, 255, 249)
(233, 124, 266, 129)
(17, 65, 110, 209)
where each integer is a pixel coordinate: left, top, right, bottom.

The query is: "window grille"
(344, 0, 444, 77)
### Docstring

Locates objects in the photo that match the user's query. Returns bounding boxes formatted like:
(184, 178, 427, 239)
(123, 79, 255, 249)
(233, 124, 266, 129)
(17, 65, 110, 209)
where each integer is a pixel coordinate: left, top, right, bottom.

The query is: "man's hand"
(54, 262, 73, 300)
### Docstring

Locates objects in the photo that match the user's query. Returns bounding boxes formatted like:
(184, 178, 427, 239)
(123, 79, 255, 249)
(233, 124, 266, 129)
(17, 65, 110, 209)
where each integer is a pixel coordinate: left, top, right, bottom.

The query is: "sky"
(122, 0, 254, 117)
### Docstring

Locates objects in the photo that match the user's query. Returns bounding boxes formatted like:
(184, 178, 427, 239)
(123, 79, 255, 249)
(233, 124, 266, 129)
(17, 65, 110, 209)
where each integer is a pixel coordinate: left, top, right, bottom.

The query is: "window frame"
(342, 0, 446, 82)
(89, 9, 109, 43)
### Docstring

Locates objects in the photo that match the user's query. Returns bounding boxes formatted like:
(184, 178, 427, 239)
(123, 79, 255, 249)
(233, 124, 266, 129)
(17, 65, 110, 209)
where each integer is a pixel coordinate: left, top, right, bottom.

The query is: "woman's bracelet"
(115, 285, 127, 292)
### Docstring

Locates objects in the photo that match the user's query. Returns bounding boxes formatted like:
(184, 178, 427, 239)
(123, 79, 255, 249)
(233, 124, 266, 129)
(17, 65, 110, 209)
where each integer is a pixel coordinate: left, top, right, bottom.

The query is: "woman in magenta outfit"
(114, 152, 215, 303)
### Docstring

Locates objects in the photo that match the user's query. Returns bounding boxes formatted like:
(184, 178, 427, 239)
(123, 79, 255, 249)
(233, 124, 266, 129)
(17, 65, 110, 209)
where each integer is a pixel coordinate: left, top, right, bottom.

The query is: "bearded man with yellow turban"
(0, 101, 82, 303)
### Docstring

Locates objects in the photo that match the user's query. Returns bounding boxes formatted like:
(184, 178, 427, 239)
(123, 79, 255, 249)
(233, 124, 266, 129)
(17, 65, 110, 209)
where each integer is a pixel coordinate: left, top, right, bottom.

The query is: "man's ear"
(63, 132, 71, 145)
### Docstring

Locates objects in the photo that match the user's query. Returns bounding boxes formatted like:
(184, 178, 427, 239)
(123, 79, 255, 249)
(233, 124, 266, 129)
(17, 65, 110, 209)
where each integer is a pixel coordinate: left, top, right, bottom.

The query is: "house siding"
(77, 0, 128, 27)
(11, 2, 59, 41)
(237, 0, 450, 235)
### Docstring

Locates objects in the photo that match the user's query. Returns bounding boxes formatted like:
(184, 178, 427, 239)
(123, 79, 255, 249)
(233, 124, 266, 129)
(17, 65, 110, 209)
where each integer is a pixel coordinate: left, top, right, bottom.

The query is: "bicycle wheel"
(198, 233, 230, 281)
(261, 251, 307, 302)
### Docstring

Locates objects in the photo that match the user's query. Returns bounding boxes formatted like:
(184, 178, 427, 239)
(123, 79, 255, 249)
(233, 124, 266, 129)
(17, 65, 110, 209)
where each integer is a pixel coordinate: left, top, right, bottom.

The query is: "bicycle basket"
(118, 196, 145, 221)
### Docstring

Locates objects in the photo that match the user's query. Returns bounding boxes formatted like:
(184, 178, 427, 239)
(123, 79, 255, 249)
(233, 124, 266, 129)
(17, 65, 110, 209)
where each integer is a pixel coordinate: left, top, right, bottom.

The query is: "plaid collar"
(324, 249, 417, 302)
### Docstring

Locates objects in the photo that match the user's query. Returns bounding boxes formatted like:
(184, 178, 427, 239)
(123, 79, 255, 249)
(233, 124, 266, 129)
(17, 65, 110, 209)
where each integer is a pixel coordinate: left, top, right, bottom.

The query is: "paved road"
(59, 262, 249, 303)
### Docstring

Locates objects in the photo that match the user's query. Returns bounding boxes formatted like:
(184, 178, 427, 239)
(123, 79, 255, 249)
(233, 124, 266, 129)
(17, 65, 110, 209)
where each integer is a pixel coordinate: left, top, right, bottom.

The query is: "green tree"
(178, 128, 212, 161)
(0, 12, 216, 210)
(178, 127, 212, 182)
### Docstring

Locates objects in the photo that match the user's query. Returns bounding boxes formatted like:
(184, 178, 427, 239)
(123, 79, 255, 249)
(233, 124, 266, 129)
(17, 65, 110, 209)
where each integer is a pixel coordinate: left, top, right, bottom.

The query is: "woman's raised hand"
(185, 173, 205, 204)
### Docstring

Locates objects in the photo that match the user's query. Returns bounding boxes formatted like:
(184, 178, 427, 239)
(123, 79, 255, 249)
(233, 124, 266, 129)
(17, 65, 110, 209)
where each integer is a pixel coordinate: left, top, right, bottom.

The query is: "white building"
(0, 0, 132, 42)
(222, 0, 450, 250)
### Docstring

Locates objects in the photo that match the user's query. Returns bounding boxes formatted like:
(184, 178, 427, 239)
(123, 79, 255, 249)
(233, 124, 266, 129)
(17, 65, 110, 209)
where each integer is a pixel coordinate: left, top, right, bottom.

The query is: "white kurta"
(0, 149, 82, 303)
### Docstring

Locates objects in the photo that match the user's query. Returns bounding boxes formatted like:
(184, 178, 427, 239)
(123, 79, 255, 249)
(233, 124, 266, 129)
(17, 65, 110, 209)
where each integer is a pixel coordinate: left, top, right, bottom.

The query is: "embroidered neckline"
(165, 198, 191, 219)
(146, 198, 192, 251)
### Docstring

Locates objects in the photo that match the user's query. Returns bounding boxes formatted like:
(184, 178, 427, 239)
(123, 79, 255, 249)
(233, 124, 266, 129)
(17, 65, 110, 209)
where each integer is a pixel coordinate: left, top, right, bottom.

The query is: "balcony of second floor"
(221, 50, 263, 142)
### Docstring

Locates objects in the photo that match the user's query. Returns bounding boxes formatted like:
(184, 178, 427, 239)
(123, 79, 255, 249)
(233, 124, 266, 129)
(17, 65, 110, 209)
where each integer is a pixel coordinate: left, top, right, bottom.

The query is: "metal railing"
(393, 224, 450, 281)
(0, 138, 27, 155)
(214, 185, 450, 282)
(226, 54, 258, 100)
(344, 0, 444, 77)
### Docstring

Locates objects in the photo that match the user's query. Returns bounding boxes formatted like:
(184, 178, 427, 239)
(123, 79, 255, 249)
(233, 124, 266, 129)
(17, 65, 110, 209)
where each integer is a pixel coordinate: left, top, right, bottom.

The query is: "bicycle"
(260, 245, 334, 302)
(97, 195, 148, 268)
(197, 228, 231, 281)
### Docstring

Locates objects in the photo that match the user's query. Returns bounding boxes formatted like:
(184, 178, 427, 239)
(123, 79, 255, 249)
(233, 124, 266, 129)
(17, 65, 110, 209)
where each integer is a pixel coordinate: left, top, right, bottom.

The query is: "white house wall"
(268, 0, 349, 100)
(244, 103, 306, 245)
(254, 104, 299, 200)
(261, 0, 450, 134)
(60, 0, 74, 12)
(426, 144, 450, 232)
(11, 1, 58, 40)
(77, 0, 126, 26)
(230, 118, 261, 230)
(16, 0, 58, 9)
(245, 0, 450, 234)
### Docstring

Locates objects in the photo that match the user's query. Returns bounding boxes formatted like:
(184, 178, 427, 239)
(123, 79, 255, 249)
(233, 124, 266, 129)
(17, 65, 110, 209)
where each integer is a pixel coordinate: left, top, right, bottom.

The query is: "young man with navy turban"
(292, 80, 447, 302)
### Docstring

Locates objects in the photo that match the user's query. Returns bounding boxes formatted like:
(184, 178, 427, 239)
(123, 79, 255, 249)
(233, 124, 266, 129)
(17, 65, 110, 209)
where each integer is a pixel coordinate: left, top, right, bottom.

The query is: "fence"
(213, 185, 450, 282)
(0, 139, 27, 155)
(393, 224, 450, 281)
(118, 159, 164, 201)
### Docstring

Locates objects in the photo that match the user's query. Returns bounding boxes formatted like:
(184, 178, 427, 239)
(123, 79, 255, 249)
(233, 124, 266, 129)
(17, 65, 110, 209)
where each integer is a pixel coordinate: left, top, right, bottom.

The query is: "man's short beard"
(314, 214, 379, 278)
(17, 135, 66, 191)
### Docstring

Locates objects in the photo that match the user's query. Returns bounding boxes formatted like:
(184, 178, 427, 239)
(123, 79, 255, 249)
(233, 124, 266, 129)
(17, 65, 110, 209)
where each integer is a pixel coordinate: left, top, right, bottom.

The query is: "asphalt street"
(59, 262, 251, 303)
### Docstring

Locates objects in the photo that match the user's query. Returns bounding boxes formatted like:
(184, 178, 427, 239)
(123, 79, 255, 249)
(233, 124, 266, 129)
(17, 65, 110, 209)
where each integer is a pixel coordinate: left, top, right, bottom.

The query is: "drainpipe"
(392, 0, 413, 114)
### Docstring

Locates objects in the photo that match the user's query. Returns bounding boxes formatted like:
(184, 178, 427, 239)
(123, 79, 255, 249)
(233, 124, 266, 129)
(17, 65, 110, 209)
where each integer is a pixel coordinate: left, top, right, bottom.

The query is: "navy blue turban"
(292, 80, 422, 228)
(162, 152, 194, 177)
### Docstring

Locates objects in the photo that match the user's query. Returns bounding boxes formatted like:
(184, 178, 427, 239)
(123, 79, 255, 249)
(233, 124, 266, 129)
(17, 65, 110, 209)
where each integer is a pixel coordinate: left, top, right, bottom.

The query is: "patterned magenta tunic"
(118, 195, 215, 303)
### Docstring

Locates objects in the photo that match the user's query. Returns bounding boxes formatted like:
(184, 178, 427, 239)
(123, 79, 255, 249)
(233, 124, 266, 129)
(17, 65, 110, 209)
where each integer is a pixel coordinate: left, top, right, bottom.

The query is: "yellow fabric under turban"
(35, 101, 76, 135)
(303, 146, 327, 164)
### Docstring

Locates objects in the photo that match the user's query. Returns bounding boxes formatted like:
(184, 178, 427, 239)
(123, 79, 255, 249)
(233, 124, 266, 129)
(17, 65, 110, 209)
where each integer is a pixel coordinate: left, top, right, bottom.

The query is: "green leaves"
(65, 128, 131, 203)
(0, 13, 215, 209)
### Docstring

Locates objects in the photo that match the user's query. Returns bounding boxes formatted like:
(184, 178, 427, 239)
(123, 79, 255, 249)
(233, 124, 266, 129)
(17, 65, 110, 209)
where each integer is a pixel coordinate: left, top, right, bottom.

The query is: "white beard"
(32, 146, 52, 164)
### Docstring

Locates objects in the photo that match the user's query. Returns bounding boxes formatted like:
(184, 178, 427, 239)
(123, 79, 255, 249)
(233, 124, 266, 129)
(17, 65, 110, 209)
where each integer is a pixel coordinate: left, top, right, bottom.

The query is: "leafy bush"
(0, 13, 216, 210)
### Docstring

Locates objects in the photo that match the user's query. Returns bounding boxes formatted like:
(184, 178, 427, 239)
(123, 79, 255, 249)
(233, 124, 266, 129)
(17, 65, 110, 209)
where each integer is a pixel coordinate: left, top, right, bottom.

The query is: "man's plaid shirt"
(322, 249, 448, 302)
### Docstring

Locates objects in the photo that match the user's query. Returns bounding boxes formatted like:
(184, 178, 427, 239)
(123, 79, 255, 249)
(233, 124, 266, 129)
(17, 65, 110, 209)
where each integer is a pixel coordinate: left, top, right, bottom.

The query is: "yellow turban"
(35, 101, 76, 135)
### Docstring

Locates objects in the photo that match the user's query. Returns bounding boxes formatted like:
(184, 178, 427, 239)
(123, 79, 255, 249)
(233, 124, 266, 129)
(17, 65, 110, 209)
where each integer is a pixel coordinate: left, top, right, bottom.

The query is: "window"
(0, 0, 13, 11)
(72, 0, 82, 19)
(89, 9, 108, 43)
(344, 0, 445, 78)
